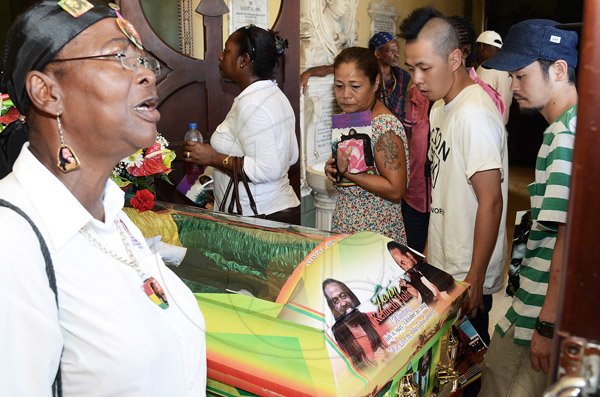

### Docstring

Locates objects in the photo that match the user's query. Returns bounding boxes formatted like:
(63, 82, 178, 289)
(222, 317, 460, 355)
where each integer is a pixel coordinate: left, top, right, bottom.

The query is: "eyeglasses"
(48, 53, 161, 77)
(244, 25, 256, 62)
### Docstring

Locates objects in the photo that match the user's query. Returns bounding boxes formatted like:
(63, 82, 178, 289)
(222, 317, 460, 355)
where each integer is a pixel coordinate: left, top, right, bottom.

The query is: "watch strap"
(535, 317, 555, 338)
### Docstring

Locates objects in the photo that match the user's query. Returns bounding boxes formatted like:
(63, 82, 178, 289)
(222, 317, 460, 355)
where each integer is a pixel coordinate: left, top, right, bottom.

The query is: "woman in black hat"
(0, 2, 206, 395)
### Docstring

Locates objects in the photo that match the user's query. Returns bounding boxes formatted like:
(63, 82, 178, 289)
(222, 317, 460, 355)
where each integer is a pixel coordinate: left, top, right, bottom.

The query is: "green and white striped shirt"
(497, 105, 576, 345)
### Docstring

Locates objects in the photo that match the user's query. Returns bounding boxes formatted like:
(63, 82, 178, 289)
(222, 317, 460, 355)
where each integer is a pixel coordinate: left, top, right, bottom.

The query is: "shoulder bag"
(0, 199, 62, 396)
(218, 156, 262, 217)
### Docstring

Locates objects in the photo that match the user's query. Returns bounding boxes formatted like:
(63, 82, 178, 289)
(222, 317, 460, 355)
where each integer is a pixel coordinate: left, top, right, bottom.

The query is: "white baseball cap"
(476, 31, 503, 48)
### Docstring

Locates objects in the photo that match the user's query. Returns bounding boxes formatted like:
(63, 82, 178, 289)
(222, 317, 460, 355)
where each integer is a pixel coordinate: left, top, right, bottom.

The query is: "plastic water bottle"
(184, 122, 205, 183)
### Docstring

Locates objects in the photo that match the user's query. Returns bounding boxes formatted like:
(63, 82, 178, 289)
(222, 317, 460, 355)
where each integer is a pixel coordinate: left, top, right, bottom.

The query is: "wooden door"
(120, 0, 301, 224)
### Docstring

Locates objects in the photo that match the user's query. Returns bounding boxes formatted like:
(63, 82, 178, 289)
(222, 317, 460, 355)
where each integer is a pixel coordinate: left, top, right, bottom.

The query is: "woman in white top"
(0, 2, 206, 395)
(183, 25, 300, 223)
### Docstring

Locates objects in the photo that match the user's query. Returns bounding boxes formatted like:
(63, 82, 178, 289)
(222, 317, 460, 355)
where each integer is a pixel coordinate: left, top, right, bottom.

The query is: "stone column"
(299, 0, 358, 229)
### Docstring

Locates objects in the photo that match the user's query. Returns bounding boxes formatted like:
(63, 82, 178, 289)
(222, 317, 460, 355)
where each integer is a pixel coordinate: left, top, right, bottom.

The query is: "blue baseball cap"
(368, 32, 394, 51)
(483, 19, 578, 71)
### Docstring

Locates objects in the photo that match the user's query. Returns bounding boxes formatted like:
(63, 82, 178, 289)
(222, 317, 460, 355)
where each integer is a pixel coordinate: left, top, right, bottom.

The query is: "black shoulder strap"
(0, 198, 61, 396)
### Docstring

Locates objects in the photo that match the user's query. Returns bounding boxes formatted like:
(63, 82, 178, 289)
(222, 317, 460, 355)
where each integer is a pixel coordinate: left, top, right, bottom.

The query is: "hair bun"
(273, 32, 288, 57)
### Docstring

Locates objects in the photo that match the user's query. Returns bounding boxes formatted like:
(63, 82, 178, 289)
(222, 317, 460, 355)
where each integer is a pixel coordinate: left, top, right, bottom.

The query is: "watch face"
(536, 319, 554, 338)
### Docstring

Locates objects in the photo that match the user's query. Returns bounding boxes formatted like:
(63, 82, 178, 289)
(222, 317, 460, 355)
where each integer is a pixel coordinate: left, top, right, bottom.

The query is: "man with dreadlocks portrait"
(322, 278, 389, 370)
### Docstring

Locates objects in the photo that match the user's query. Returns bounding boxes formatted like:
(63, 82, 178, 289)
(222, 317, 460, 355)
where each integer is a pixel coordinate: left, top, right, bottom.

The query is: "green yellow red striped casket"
(125, 203, 468, 396)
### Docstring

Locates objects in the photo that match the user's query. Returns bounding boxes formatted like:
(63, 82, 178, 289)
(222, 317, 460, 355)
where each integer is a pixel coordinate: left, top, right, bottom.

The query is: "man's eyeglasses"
(48, 53, 161, 77)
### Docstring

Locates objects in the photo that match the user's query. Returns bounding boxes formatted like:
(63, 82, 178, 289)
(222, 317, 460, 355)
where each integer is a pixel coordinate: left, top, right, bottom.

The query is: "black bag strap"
(228, 156, 243, 214)
(238, 158, 259, 216)
(218, 157, 259, 216)
(0, 199, 62, 396)
(219, 176, 234, 213)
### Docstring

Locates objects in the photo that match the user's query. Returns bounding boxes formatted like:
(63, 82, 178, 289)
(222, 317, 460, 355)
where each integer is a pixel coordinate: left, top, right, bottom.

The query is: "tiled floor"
(488, 164, 535, 335)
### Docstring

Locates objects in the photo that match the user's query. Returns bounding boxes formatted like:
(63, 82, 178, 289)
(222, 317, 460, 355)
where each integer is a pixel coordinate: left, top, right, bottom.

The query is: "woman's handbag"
(0, 199, 62, 396)
(218, 156, 261, 216)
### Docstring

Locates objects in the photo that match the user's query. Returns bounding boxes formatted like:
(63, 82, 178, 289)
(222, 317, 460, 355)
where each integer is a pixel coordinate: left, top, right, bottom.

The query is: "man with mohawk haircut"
(399, 7, 508, 352)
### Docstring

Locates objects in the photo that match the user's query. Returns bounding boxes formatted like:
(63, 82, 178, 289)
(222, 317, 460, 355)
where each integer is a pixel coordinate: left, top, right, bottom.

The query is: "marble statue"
(300, 0, 359, 69)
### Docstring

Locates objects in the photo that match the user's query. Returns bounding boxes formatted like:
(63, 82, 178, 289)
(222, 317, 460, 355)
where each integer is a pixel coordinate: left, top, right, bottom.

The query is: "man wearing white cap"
(476, 31, 513, 125)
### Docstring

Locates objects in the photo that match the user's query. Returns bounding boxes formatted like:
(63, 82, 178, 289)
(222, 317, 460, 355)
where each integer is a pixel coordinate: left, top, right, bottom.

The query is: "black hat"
(1, 1, 115, 114)
(483, 19, 578, 71)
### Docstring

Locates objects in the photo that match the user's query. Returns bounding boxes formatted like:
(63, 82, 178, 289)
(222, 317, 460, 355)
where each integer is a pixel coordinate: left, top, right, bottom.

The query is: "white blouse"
(0, 144, 206, 396)
(211, 79, 300, 215)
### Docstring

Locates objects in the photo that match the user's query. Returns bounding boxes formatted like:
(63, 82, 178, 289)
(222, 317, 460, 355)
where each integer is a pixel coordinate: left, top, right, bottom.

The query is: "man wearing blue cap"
(480, 19, 578, 397)
(367, 32, 412, 123)
(368, 32, 431, 253)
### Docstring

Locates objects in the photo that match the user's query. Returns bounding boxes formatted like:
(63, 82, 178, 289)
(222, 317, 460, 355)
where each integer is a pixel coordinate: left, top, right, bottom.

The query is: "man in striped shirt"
(479, 20, 579, 396)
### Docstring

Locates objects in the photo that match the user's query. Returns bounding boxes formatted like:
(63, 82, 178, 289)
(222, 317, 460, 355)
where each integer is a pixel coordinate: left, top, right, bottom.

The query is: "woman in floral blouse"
(325, 47, 409, 243)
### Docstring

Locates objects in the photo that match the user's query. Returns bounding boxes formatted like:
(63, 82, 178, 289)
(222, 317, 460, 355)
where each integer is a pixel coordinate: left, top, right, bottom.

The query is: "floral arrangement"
(111, 133, 176, 212)
(0, 93, 20, 132)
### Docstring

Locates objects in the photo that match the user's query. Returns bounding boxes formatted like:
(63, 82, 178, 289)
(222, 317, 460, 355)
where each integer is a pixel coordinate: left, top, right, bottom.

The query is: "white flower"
(156, 132, 169, 149)
(122, 151, 144, 168)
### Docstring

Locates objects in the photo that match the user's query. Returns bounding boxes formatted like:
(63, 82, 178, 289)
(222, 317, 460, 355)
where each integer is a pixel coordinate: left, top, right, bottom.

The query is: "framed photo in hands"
(331, 110, 374, 185)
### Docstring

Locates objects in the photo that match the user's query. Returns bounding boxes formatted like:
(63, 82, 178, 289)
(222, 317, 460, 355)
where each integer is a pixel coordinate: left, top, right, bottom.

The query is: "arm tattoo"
(375, 130, 401, 171)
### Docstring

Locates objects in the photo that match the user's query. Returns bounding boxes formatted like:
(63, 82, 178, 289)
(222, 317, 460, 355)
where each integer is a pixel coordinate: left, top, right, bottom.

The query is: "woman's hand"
(324, 147, 351, 183)
(335, 146, 351, 178)
(324, 155, 338, 182)
(343, 130, 407, 202)
(182, 141, 216, 166)
(300, 65, 334, 94)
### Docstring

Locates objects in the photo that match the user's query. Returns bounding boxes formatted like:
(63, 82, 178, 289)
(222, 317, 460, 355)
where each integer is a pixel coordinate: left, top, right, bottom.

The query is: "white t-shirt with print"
(427, 84, 508, 295)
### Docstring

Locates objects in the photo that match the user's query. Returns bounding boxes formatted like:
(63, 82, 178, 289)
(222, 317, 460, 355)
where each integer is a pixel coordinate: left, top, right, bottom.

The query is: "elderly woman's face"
(333, 61, 378, 114)
(49, 18, 159, 155)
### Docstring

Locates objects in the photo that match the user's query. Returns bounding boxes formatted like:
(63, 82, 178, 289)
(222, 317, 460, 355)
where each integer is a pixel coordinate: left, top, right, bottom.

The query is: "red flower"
(128, 142, 170, 177)
(130, 189, 155, 212)
(0, 105, 19, 126)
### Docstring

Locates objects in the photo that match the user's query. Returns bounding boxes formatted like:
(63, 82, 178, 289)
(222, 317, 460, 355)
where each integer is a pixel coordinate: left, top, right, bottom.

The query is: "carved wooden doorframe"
(118, 0, 225, 139)
(119, 1, 300, 221)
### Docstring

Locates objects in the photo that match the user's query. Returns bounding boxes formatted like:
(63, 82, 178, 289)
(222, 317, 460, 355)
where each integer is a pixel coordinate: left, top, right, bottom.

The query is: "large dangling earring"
(56, 115, 80, 173)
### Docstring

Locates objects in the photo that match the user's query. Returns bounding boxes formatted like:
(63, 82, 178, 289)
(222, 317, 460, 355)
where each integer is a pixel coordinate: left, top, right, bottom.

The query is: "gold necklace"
(80, 219, 169, 309)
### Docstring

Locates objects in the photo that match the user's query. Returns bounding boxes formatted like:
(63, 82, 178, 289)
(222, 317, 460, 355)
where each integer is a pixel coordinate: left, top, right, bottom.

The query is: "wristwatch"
(222, 155, 231, 167)
(535, 317, 555, 338)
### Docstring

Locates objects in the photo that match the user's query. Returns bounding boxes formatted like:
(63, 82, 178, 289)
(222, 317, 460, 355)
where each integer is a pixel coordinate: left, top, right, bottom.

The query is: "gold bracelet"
(222, 155, 231, 167)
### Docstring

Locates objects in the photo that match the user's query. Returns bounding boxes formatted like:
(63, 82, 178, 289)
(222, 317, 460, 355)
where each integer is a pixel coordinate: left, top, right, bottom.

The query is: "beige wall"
(190, 0, 283, 59)
(353, 0, 467, 66)
(194, 0, 474, 61)
(354, 0, 466, 48)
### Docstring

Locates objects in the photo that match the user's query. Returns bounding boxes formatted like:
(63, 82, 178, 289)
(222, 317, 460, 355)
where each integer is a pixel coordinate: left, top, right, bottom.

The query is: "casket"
(125, 202, 469, 397)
